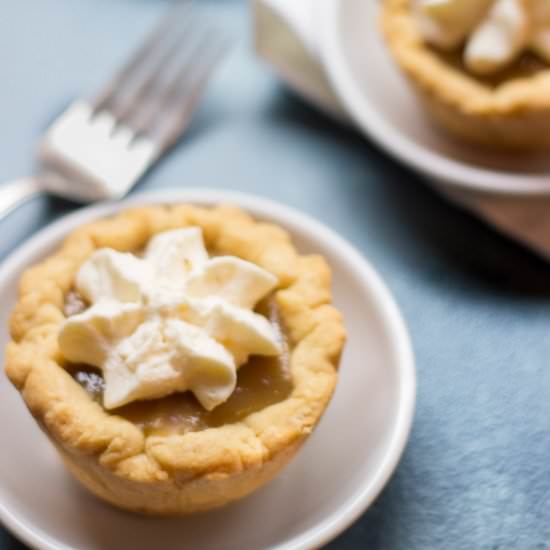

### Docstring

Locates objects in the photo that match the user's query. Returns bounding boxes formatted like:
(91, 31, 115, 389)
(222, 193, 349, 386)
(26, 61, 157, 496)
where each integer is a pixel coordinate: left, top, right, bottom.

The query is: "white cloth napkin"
(253, 0, 550, 260)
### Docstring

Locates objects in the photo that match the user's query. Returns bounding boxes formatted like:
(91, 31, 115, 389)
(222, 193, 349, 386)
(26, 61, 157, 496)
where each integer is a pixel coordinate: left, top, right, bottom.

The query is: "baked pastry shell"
(381, 0, 550, 151)
(5, 204, 346, 515)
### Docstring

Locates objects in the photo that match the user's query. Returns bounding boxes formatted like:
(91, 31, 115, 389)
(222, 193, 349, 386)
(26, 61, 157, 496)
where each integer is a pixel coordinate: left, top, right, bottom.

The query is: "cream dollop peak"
(415, 0, 550, 73)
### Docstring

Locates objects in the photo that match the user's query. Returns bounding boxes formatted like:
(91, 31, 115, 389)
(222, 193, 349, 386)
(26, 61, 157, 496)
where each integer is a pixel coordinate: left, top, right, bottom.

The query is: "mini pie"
(5, 204, 346, 515)
(381, 0, 550, 150)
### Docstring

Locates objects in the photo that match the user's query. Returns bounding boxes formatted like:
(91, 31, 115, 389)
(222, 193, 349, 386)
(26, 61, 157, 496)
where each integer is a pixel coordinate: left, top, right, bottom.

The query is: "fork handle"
(0, 177, 43, 221)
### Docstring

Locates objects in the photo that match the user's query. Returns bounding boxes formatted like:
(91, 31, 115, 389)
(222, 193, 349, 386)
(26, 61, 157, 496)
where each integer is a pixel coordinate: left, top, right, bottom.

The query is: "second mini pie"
(5, 204, 346, 515)
(382, 0, 550, 150)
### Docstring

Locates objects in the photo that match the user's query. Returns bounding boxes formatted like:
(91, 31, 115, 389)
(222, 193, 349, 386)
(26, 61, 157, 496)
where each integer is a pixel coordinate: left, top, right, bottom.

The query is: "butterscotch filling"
(64, 293, 292, 436)
(437, 48, 547, 86)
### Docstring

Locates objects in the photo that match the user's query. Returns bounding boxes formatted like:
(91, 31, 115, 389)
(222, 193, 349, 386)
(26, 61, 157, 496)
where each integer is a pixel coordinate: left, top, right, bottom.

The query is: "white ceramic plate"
(317, 0, 550, 196)
(0, 190, 415, 550)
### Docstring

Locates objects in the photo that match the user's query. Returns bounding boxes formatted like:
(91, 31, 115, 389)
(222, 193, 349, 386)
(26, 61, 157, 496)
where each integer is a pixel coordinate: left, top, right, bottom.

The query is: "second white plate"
(317, 0, 550, 195)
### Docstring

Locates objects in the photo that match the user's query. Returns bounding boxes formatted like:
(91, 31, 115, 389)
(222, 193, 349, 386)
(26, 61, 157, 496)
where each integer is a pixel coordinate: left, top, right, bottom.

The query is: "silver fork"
(0, 1, 229, 220)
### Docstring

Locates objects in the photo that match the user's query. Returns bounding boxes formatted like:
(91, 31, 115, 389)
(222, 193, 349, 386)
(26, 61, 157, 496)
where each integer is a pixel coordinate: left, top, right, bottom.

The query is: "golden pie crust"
(5, 204, 346, 515)
(381, 0, 550, 150)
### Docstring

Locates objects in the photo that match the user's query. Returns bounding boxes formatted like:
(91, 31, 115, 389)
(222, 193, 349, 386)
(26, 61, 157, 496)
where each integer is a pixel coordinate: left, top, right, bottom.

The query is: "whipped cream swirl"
(59, 228, 281, 411)
(415, 0, 550, 74)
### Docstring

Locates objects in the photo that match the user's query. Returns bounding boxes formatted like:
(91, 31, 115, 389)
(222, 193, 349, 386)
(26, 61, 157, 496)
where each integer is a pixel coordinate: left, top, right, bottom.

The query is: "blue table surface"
(2, 1, 550, 548)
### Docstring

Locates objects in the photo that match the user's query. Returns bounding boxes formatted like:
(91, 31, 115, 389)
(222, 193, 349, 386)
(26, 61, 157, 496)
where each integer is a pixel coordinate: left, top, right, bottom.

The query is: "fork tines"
(92, 0, 231, 151)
